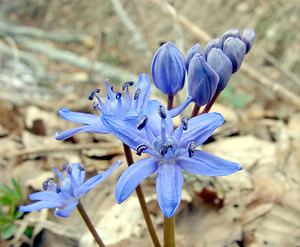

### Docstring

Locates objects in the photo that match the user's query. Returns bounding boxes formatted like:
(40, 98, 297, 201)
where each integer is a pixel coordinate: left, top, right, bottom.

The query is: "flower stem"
(122, 143, 161, 247)
(201, 90, 221, 114)
(77, 201, 106, 247)
(167, 95, 174, 110)
(164, 216, 175, 247)
(190, 104, 200, 117)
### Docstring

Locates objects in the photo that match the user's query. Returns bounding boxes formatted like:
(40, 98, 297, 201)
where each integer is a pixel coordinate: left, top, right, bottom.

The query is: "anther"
(93, 102, 99, 110)
(160, 144, 169, 156)
(136, 144, 148, 156)
(122, 81, 134, 91)
(88, 89, 100, 101)
(158, 105, 167, 119)
(56, 185, 61, 193)
(42, 178, 54, 191)
(136, 115, 148, 130)
(116, 92, 122, 100)
(134, 88, 141, 100)
(181, 117, 188, 131)
(187, 141, 196, 158)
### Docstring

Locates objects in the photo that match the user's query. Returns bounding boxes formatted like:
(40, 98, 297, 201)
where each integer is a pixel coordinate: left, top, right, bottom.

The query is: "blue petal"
(77, 160, 122, 196)
(29, 191, 64, 203)
(186, 43, 202, 70)
(115, 158, 158, 203)
(55, 124, 109, 141)
(134, 73, 151, 111)
(70, 163, 86, 185)
(207, 48, 233, 91)
(204, 38, 221, 59)
(101, 115, 149, 150)
(176, 112, 224, 148)
(177, 150, 242, 176)
(156, 164, 184, 218)
(169, 96, 193, 118)
(142, 100, 173, 137)
(220, 29, 241, 49)
(242, 29, 256, 54)
(223, 37, 246, 73)
(19, 201, 61, 212)
(188, 54, 219, 106)
(58, 108, 100, 125)
(54, 201, 78, 218)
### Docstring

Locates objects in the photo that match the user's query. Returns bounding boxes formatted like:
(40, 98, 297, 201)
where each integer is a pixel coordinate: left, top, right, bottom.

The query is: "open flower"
(102, 106, 242, 218)
(56, 73, 155, 140)
(19, 161, 121, 217)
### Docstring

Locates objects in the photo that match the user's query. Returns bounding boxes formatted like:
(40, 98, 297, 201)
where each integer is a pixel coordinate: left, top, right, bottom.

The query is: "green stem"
(122, 143, 161, 247)
(164, 216, 175, 247)
(77, 201, 106, 247)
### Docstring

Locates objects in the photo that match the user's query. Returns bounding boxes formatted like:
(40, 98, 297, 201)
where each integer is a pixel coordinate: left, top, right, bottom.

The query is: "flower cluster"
(20, 161, 121, 217)
(21, 28, 255, 220)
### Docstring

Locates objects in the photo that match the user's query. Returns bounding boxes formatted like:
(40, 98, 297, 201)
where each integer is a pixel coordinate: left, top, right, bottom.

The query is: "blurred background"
(0, 0, 299, 246)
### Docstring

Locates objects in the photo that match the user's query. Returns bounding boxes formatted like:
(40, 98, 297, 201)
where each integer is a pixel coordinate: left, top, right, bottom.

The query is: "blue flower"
(188, 53, 219, 106)
(56, 73, 154, 140)
(151, 42, 186, 96)
(19, 161, 122, 217)
(103, 106, 242, 218)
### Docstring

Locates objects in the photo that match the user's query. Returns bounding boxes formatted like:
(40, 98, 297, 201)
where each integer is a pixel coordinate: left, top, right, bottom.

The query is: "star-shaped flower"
(19, 161, 121, 217)
(102, 106, 242, 217)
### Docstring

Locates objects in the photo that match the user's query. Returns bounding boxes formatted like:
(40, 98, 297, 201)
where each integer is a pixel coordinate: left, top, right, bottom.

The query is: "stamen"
(42, 178, 54, 191)
(122, 81, 134, 91)
(158, 105, 167, 119)
(56, 185, 61, 193)
(88, 88, 100, 101)
(182, 117, 188, 131)
(136, 144, 148, 156)
(160, 145, 169, 156)
(188, 141, 196, 158)
(134, 88, 141, 100)
(105, 80, 115, 99)
(116, 91, 122, 100)
(136, 115, 148, 130)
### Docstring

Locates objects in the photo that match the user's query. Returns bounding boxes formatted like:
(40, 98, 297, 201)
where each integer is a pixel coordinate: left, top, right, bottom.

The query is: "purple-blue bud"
(207, 48, 233, 91)
(188, 54, 219, 106)
(220, 29, 241, 49)
(241, 29, 256, 54)
(223, 37, 246, 73)
(151, 42, 186, 96)
(186, 43, 202, 70)
(204, 38, 221, 59)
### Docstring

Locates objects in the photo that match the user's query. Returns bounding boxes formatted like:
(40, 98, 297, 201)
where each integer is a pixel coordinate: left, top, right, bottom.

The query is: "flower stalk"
(201, 90, 221, 114)
(164, 216, 175, 247)
(77, 201, 106, 247)
(122, 143, 161, 247)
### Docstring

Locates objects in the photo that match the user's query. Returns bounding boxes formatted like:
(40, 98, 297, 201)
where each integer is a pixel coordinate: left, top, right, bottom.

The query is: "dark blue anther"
(88, 88, 100, 101)
(136, 115, 148, 130)
(187, 141, 195, 158)
(56, 185, 61, 193)
(181, 117, 188, 131)
(122, 81, 134, 91)
(42, 180, 48, 190)
(134, 88, 141, 100)
(160, 144, 169, 156)
(116, 92, 122, 100)
(158, 105, 167, 119)
(93, 102, 99, 110)
(136, 144, 148, 156)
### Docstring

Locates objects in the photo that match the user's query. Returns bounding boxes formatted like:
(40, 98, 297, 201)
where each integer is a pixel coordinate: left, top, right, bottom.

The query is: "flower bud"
(204, 38, 221, 59)
(186, 43, 202, 70)
(151, 42, 186, 96)
(207, 48, 233, 91)
(220, 29, 241, 48)
(242, 29, 256, 54)
(223, 37, 246, 73)
(188, 54, 219, 106)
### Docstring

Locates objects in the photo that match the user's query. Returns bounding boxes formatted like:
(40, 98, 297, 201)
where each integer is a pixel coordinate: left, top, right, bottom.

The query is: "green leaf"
(12, 179, 23, 200)
(1, 223, 16, 240)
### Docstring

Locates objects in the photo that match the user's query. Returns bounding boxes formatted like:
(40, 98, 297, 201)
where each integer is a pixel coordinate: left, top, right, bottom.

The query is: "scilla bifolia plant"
(20, 28, 255, 247)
